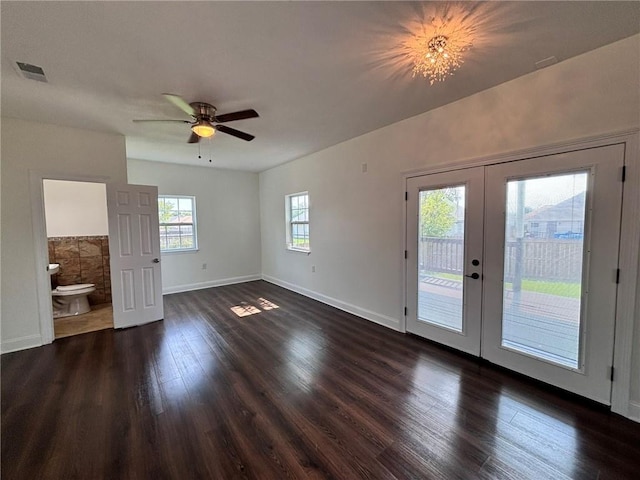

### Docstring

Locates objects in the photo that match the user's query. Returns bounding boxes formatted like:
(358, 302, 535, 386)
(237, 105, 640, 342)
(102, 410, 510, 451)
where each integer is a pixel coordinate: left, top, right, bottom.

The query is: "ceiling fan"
(134, 94, 259, 143)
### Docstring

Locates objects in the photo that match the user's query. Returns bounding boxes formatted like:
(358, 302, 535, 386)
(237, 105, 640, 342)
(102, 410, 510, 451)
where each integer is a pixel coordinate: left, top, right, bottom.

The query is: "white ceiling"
(2, 2, 639, 172)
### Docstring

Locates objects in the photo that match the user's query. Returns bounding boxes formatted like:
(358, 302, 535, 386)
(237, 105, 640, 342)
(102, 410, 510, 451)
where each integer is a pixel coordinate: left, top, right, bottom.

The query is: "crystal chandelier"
(412, 33, 469, 84)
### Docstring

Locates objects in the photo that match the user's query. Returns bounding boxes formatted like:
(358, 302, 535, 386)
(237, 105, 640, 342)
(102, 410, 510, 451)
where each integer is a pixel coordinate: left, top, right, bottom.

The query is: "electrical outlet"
(202, 263, 207, 270)
(311, 265, 316, 273)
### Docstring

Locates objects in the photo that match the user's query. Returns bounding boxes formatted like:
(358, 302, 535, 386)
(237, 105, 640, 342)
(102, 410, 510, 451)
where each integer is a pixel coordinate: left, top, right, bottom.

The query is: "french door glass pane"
(501, 172, 588, 368)
(418, 185, 466, 331)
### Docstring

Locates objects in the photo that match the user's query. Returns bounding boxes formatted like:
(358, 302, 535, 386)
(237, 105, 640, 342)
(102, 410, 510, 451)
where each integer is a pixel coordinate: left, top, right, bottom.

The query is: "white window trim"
(159, 194, 198, 253)
(285, 191, 310, 253)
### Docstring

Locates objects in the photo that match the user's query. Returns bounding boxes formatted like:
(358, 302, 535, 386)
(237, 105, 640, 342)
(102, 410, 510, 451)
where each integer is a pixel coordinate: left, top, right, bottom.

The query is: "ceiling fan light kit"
(134, 94, 259, 143)
(192, 120, 216, 138)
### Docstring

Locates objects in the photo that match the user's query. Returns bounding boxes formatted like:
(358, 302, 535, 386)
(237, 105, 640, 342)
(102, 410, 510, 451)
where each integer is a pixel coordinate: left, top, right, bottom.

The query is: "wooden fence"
(419, 237, 583, 282)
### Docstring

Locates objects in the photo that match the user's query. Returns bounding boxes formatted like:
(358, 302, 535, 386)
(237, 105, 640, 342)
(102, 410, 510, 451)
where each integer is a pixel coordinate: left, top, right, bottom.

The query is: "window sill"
(161, 248, 199, 255)
(286, 246, 311, 254)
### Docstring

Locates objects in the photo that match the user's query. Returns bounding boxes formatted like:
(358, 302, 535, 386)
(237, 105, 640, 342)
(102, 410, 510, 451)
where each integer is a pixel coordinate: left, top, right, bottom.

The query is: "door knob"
(465, 272, 480, 279)
(152, 258, 160, 263)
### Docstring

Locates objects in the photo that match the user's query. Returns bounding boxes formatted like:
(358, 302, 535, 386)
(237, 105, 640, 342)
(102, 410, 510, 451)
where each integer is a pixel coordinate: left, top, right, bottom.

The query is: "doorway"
(406, 143, 625, 404)
(43, 179, 114, 338)
(31, 173, 165, 344)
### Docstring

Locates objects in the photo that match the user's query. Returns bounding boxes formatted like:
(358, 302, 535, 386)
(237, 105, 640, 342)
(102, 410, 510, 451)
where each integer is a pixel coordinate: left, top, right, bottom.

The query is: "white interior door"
(406, 167, 484, 355)
(107, 183, 164, 329)
(482, 144, 624, 404)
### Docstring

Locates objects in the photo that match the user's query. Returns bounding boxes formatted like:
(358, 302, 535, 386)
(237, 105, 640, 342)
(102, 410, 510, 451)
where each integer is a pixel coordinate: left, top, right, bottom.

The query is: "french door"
(406, 167, 484, 356)
(406, 144, 624, 403)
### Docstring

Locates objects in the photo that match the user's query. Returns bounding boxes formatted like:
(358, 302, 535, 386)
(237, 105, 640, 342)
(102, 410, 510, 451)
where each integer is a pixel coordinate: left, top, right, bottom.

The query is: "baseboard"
(629, 401, 640, 423)
(1, 334, 42, 354)
(162, 274, 262, 295)
(262, 274, 401, 331)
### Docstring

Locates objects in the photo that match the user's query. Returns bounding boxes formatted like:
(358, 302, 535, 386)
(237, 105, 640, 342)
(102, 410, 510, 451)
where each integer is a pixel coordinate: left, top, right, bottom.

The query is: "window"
(158, 195, 197, 252)
(286, 192, 310, 251)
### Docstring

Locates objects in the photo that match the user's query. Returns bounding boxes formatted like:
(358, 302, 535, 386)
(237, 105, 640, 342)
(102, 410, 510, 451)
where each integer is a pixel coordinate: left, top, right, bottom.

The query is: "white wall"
(127, 159, 261, 293)
(43, 180, 108, 237)
(0, 118, 127, 352)
(259, 36, 640, 411)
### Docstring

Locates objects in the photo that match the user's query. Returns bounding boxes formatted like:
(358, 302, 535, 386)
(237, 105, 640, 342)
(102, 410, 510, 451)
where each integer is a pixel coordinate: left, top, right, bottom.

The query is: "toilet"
(52, 284, 96, 318)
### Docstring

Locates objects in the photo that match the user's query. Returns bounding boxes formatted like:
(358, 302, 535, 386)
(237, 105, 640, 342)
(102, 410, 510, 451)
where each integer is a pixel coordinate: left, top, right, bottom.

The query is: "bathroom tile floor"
(53, 303, 113, 339)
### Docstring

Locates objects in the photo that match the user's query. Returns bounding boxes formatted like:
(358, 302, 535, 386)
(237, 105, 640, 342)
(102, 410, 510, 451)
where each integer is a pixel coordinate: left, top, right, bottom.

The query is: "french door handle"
(465, 272, 480, 280)
(152, 258, 160, 263)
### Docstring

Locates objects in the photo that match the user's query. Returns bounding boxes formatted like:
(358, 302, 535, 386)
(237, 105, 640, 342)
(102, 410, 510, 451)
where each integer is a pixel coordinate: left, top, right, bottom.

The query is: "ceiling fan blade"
(215, 109, 259, 123)
(133, 119, 191, 124)
(163, 93, 196, 117)
(187, 132, 200, 144)
(216, 125, 255, 141)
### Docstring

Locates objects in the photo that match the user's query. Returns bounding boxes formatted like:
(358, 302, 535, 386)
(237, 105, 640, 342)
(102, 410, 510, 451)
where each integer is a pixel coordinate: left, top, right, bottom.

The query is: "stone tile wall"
(48, 236, 111, 305)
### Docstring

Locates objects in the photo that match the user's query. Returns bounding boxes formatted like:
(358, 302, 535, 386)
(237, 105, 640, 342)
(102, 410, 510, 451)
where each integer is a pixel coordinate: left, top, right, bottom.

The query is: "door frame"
(29, 170, 111, 345)
(402, 128, 640, 419)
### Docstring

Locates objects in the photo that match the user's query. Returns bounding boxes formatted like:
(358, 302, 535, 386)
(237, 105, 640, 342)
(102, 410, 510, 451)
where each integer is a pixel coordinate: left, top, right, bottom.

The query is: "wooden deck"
(418, 276, 580, 366)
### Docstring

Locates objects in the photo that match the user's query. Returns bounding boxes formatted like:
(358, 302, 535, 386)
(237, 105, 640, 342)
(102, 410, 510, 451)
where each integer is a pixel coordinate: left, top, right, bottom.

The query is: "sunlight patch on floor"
(257, 298, 279, 310)
(230, 298, 280, 317)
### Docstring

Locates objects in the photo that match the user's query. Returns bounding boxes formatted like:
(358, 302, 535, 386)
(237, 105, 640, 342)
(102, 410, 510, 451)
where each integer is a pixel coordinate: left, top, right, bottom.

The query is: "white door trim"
(403, 128, 639, 178)
(28, 170, 111, 345)
(611, 132, 640, 419)
(402, 128, 639, 419)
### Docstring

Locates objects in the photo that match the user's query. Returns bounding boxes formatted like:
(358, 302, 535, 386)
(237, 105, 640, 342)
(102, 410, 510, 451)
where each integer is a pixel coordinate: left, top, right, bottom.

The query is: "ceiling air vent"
(535, 56, 558, 70)
(14, 61, 48, 82)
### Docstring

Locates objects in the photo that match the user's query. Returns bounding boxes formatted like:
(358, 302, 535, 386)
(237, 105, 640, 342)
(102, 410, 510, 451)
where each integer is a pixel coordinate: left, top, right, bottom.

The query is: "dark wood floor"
(2, 280, 639, 479)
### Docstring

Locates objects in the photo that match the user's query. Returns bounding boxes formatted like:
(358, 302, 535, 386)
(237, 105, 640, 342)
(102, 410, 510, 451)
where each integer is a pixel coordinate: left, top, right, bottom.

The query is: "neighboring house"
(524, 192, 586, 239)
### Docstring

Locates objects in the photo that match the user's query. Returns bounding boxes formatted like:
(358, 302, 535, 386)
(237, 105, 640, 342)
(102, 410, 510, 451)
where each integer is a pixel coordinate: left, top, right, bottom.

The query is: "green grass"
(511, 279, 581, 299)
(427, 272, 581, 299)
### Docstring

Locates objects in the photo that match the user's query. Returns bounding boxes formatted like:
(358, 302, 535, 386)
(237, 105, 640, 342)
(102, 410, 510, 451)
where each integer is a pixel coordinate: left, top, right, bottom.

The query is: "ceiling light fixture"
(404, 6, 475, 86)
(412, 33, 469, 84)
(191, 119, 216, 138)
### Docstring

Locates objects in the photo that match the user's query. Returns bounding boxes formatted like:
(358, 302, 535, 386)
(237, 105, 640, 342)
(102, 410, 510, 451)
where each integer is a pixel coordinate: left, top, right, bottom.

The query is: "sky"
(507, 171, 588, 210)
